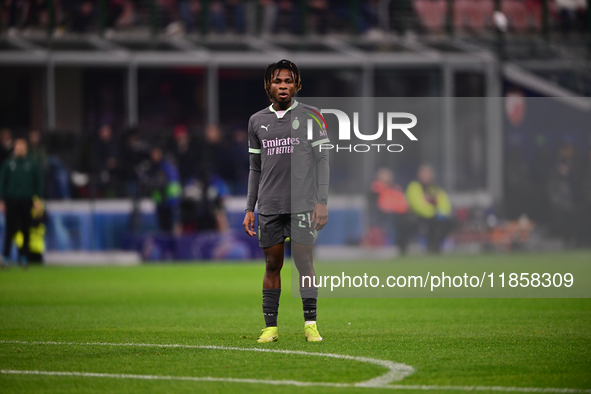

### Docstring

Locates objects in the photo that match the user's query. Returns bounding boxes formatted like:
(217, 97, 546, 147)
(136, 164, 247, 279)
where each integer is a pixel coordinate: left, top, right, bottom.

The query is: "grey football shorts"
(257, 212, 317, 248)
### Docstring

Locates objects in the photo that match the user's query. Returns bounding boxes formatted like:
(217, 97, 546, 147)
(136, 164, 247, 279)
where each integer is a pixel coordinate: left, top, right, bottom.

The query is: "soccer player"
(242, 60, 330, 343)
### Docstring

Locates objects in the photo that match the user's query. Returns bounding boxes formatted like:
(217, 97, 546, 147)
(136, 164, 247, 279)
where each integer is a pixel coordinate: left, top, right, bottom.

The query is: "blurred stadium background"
(0, 0, 590, 264)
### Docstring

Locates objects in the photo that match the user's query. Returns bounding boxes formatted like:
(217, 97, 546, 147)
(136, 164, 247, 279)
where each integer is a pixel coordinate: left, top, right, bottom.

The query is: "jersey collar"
(269, 100, 299, 119)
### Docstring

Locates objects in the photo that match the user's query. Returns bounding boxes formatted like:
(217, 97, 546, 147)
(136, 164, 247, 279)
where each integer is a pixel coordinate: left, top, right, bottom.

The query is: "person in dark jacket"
(0, 138, 43, 266)
(92, 124, 120, 198)
(170, 125, 200, 186)
(146, 147, 182, 234)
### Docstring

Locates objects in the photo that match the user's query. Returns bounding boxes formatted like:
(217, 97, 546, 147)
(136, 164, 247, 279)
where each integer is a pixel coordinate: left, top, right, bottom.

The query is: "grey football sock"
(262, 288, 281, 327)
(300, 287, 318, 322)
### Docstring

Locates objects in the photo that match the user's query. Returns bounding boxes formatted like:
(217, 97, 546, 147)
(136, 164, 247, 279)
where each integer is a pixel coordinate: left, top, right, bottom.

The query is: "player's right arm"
(243, 117, 261, 237)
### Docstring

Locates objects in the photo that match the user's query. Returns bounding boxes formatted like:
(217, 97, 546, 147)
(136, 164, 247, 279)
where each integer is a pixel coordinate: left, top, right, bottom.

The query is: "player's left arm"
(311, 139, 329, 231)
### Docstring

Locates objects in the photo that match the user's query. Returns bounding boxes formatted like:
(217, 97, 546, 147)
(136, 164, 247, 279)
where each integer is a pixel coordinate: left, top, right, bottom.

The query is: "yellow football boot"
(257, 327, 278, 343)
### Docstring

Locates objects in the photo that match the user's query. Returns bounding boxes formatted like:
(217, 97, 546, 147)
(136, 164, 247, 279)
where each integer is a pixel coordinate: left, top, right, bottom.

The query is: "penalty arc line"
(0, 340, 413, 386)
(1, 369, 591, 393)
(0, 341, 589, 393)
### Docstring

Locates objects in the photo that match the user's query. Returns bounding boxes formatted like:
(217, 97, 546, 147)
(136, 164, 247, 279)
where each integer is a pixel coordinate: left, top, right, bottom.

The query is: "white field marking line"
(2, 370, 591, 393)
(0, 340, 414, 386)
(0, 370, 351, 388)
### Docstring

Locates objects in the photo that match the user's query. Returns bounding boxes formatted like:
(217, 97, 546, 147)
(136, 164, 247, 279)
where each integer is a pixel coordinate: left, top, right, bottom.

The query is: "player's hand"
(311, 203, 328, 231)
(243, 211, 257, 237)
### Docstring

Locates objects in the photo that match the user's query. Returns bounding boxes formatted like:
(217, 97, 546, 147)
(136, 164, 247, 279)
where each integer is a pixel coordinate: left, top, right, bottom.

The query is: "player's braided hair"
(264, 59, 302, 101)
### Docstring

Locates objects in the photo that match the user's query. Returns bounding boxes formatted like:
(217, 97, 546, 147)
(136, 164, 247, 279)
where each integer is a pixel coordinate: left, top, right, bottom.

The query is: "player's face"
(269, 69, 296, 105)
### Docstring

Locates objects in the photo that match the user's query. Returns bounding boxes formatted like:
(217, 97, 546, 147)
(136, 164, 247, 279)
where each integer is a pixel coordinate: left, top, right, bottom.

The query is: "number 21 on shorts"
(297, 213, 312, 228)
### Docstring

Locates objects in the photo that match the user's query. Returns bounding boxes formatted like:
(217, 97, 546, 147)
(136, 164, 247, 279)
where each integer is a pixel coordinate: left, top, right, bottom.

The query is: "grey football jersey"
(247, 100, 330, 215)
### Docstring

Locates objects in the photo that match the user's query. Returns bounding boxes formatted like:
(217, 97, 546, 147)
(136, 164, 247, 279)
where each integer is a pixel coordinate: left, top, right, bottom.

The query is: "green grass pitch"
(0, 251, 590, 393)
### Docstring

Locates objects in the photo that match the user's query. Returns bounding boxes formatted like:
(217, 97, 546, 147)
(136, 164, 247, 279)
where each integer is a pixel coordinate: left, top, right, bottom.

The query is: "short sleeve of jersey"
(248, 116, 261, 154)
(304, 107, 331, 148)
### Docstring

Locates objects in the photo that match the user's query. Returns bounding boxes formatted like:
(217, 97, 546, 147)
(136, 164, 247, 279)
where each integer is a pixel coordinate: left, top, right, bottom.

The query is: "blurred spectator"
(177, 0, 246, 34)
(92, 124, 120, 198)
(546, 159, 577, 245)
(328, 0, 356, 33)
(22, 0, 49, 29)
(120, 128, 149, 197)
(258, 0, 302, 35)
(225, 125, 249, 195)
(61, 0, 95, 33)
(170, 124, 200, 186)
(27, 130, 47, 170)
(157, 0, 177, 29)
(179, 0, 200, 32)
(211, 181, 230, 231)
(259, 0, 277, 35)
(406, 164, 453, 253)
(46, 154, 71, 199)
(188, 0, 247, 34)
(209, 0, 226, 33)
(5, 0, 24, 32)
(225, 0, 246, 33)
(167, 124, 230, 233)
(369, 168, 411, 254)
(276, 0, 301, 34)
(0, 138, 43, 267)
(6, 0, 52, 33)
(0, 128, 14, 166)
(505, 150, 535, 220)
(309, 0, 329, 34)
(198, 124, 232, 231)
(106, 0, 135, 29)
(202, 124, 228, 181)
(360, 0, 379, 33)
(556, 0, 587, 34)
(146, 147, 182, 234)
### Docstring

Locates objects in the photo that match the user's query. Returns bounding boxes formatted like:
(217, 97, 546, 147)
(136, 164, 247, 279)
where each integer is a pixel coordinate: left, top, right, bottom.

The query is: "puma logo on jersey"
(261, 124, 270, 131)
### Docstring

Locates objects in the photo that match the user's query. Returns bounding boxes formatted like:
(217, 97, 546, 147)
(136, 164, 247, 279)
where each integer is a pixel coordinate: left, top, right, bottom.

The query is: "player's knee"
(292, 249, 313, 266)
(265, 257, 282, 273)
